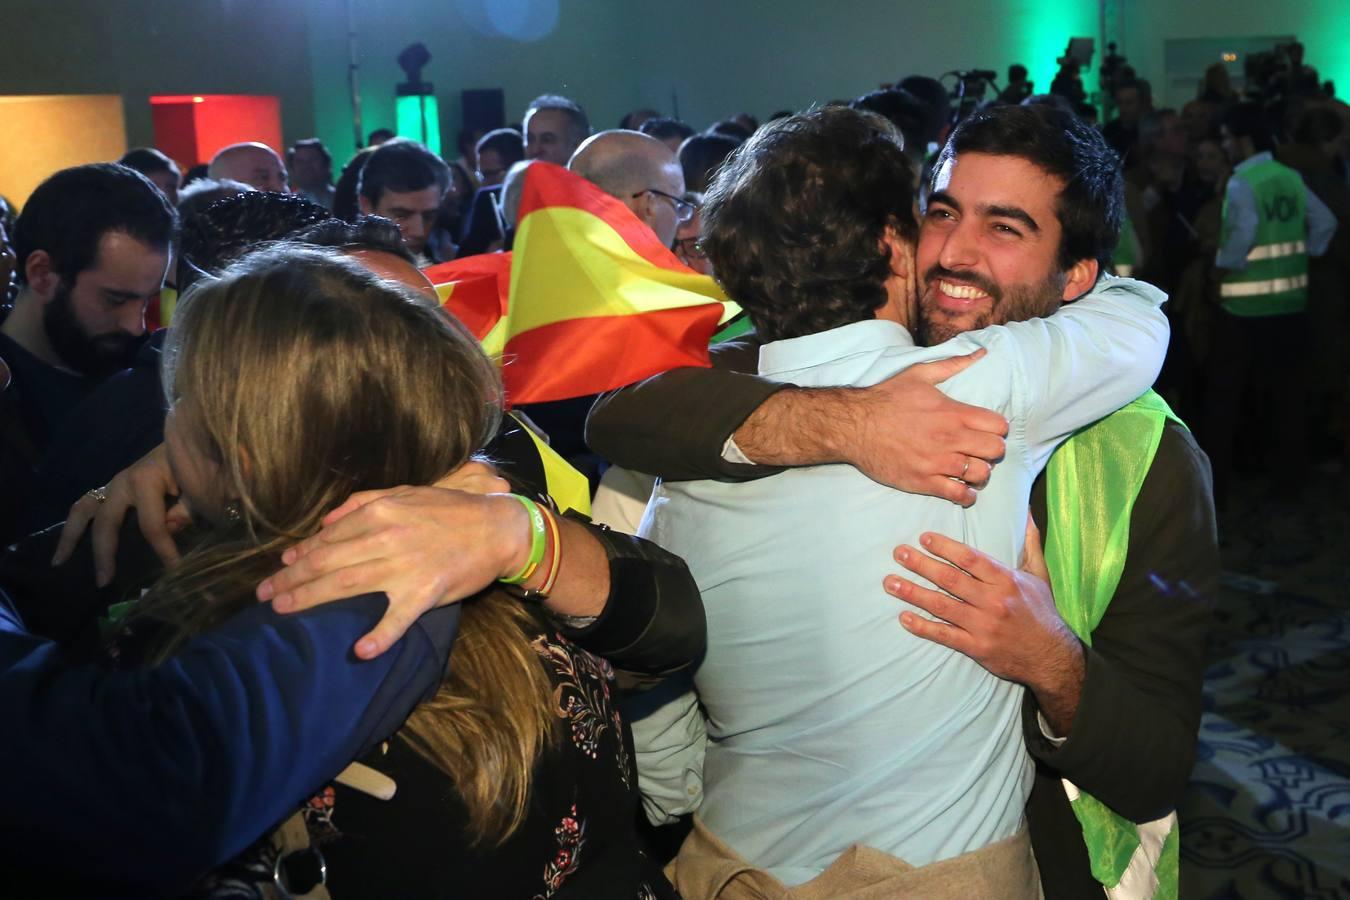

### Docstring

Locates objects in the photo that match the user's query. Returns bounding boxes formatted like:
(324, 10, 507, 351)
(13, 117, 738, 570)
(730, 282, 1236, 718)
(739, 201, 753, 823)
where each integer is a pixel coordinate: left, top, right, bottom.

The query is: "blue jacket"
(0, 591, 457, 894)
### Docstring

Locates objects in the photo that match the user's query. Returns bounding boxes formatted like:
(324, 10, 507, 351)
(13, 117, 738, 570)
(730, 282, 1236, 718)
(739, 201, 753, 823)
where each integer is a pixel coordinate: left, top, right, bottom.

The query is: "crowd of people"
(0, 38, 1344, 899)
(1084, 50, 1347, 545)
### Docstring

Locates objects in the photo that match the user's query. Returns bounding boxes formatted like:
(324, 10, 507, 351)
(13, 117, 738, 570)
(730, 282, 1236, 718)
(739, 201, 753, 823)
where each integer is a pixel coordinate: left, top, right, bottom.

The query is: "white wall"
(1122, 0, 1350, 110)
(3, 0, 1343, 184)
(627, 0, 1099, 128)
(0, 0, 315, 153)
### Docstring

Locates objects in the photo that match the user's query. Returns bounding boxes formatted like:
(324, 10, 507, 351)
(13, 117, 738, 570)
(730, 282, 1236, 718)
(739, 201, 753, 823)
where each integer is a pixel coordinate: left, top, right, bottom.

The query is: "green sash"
(1042, 389, 1181, 899)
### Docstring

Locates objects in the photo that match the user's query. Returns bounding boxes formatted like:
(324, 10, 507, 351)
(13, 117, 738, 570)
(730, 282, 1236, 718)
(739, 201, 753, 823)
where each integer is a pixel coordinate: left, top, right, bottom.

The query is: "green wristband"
(500, 494, 548, 584)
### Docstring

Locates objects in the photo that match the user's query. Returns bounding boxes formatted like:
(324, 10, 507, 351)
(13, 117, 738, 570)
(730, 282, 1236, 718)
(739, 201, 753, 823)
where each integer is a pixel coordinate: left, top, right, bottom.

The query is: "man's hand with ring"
(842, 350, 1005, 504)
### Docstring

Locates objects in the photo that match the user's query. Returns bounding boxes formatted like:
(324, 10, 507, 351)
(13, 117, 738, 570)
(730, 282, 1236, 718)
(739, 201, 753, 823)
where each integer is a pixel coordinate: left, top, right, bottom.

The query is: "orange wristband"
(537, 507, 564, 596)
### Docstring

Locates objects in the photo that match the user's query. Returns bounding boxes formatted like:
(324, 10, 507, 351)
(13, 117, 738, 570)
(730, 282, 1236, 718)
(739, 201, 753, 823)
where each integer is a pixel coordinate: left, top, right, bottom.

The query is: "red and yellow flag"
(424, 252, 510, 342)
(429, 163, 736, 405)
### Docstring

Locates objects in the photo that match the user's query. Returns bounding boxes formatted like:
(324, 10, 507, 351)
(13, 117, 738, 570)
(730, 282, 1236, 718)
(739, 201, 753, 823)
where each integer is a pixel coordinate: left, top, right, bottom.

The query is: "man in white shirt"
(632, 105, 1169, 897)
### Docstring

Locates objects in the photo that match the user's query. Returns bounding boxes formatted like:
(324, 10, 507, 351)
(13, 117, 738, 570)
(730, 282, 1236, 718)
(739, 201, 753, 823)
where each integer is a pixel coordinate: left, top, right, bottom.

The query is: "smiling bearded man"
(918, 148, 1090, 344)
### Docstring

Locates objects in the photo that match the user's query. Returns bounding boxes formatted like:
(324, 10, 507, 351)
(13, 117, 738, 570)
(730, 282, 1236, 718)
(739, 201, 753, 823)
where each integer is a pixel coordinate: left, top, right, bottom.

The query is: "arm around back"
(0, 593, 456, 893)
(586, 337, 784, 481)
(557, 520, 706, 682)
(997, 275, 1171, 452)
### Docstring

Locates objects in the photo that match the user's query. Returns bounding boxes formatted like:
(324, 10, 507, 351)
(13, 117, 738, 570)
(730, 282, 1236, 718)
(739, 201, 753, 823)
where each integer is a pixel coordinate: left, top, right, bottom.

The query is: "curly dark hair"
(178, 191, 334, 289)
(295, 215, 417, 266)
(700, 106, 918, 342)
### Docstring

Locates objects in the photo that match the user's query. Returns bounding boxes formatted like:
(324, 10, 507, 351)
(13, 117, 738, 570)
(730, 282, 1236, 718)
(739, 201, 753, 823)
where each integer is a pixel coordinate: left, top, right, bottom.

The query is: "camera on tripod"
(945, 69, 1000, 124)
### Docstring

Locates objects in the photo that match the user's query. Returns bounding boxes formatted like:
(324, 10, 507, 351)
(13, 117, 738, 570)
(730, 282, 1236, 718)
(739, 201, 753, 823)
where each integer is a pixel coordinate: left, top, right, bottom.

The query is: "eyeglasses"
(672, 237, 707, 260)
(633, 189, 697, 224)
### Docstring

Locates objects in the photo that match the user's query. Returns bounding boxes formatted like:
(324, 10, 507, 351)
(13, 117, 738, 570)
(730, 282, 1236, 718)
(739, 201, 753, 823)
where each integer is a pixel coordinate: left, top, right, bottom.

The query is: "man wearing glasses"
(473, 128, 524, 187)
(569, 130, 692, 247)
(673, 192, 712, 275)
(457, 129, 526, 257)
(500, 129, 695, 481)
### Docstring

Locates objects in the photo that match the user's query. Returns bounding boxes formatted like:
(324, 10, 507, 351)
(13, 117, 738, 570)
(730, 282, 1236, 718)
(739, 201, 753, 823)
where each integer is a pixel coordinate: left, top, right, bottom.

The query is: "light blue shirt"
(633, 277, 1170, 885)
(1215, 151, 1338, 270)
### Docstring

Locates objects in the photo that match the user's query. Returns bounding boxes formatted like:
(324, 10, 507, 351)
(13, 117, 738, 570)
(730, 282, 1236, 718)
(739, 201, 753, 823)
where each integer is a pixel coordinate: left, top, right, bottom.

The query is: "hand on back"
(256, 461, 529, 659)
(849, 349, 1008, 505)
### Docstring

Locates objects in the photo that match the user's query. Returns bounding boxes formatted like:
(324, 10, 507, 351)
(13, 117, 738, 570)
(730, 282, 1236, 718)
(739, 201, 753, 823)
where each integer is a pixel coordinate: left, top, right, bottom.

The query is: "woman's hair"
(400, 598, 557, 844)
(134, 245, 552, 845)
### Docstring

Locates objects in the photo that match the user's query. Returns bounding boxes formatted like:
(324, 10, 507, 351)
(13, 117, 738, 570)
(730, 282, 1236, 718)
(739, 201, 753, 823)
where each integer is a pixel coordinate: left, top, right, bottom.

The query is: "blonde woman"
(0, 246, 700, 898)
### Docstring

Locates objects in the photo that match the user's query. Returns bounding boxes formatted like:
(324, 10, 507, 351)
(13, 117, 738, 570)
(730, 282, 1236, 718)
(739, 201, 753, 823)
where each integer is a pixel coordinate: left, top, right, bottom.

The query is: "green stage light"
(394, 42, 440, 154)
(396, 93, 441, 155)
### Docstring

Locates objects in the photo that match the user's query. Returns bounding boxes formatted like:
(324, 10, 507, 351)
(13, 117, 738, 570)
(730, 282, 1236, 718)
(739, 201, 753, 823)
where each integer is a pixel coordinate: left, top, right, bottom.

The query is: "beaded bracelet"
(500, 495, 548, 585)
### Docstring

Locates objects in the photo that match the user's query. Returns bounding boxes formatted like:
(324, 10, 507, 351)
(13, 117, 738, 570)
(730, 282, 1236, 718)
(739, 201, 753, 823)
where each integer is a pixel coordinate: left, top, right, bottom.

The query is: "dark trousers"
(1199, 309, 1307, 510)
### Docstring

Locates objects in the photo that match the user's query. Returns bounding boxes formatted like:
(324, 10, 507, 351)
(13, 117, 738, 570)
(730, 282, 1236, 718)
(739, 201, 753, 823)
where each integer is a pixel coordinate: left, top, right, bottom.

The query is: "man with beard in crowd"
(0, 163, 175, 543)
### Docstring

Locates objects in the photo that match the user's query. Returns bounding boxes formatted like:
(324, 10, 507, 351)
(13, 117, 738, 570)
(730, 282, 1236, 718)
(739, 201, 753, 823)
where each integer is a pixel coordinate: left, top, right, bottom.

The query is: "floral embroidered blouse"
(197, 610, 681, 900)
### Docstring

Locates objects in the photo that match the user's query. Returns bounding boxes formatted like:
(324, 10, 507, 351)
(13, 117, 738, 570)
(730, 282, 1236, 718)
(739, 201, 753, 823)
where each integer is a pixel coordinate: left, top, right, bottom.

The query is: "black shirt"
(228, 615, 682, 900)
(27, 334, 168, 533)
(0, 328, 101, 544)
(457, 186, 506, 258)
(0, 328, 98, 449)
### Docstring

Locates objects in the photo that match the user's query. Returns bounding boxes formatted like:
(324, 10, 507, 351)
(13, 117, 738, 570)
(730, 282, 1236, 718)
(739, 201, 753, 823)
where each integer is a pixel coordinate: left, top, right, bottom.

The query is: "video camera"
(945, 69, 1000, 124)
(1047, 38, 1095, 107)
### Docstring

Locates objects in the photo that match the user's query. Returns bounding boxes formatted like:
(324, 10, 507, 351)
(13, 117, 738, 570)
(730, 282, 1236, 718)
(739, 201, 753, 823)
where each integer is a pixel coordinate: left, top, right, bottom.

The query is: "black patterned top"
(197, 613, 680, 900)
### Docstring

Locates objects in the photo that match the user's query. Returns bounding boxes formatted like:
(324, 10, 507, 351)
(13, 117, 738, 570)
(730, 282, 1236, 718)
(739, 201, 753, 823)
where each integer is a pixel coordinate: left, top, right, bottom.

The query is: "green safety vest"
(1113, 216, 1141, 278)
(1219, 157, 1309, 317)
(1042, 389, 1183, 900)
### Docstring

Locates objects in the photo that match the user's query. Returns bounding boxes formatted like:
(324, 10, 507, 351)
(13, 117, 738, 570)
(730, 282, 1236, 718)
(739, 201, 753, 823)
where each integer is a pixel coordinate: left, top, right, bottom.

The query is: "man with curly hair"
(620, 105, 1173, 897)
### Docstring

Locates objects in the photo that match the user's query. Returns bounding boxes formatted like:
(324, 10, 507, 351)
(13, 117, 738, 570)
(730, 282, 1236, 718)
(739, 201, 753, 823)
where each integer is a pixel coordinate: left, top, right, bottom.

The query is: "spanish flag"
(427, 163, 737, 406)
(426, 252, 510, 343)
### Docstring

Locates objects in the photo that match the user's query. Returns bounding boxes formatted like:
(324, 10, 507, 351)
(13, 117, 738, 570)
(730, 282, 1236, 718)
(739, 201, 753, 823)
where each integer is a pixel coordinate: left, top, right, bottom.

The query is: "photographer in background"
(998, 64, 1033, 105)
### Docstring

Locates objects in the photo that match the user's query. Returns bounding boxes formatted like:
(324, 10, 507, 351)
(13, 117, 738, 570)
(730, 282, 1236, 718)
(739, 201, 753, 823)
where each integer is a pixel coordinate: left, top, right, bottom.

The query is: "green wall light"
(396, 92, 440, 155)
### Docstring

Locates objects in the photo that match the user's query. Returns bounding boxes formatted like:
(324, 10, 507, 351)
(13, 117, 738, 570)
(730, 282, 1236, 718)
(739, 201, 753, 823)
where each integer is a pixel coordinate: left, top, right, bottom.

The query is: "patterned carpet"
(1179, 476, 1350, 898)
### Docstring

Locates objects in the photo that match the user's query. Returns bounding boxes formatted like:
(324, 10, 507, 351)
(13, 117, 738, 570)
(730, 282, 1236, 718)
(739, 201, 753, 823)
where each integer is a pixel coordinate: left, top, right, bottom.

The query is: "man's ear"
(631, 192, 658, 230)
(882, 226, 916, 279)
(23, 250, 59, 302)
(1061, 258, 1100, 303)
(357, 194, 375, 215)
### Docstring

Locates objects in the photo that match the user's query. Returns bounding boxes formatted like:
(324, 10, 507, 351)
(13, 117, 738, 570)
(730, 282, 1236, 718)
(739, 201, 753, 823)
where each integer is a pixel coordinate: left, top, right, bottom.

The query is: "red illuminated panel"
(150, 95, 283, 171)
(150, 99, 199, 173)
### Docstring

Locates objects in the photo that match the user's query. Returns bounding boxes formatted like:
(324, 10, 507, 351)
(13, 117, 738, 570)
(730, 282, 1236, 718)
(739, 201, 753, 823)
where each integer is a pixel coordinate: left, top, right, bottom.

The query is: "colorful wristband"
(500, 495, 548, 584)
(537, 507, 564, 596)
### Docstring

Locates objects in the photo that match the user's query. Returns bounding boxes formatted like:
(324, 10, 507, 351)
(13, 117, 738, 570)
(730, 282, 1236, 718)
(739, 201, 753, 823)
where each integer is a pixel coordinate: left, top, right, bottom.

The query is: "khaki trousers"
(666, 816, 1042, 900)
